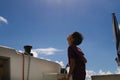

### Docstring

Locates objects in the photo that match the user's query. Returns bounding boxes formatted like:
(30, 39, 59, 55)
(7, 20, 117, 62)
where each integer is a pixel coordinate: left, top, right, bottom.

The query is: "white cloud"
(86, 70, 96, 80)
(115, 67, 120, 74)
(55, 61, 64, 67)
(31, 47, 62, 57)
(86, 68, 120, 80)
(18, 47, 62, 57)
(0, 16, 8, 24)
(98, 70, 112, 75)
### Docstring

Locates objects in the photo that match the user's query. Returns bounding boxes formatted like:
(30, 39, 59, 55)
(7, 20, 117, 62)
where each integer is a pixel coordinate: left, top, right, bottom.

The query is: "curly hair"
(71, 32, 83, 45)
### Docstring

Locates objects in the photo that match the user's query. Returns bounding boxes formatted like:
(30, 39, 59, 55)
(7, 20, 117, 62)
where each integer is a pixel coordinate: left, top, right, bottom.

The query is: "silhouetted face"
(67, 34, 73, 46)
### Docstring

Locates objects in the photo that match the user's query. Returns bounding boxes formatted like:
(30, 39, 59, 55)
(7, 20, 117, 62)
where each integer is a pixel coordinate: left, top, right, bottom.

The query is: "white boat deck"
(0, 46, 62, 80)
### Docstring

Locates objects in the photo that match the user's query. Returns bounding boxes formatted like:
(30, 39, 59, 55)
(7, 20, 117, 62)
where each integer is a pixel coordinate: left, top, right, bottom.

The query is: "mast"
(112, 13, 120, 66)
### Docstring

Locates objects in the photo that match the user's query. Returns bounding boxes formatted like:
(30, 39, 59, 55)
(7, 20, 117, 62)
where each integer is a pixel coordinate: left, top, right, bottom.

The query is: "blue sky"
(0, 0, 120, 79)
